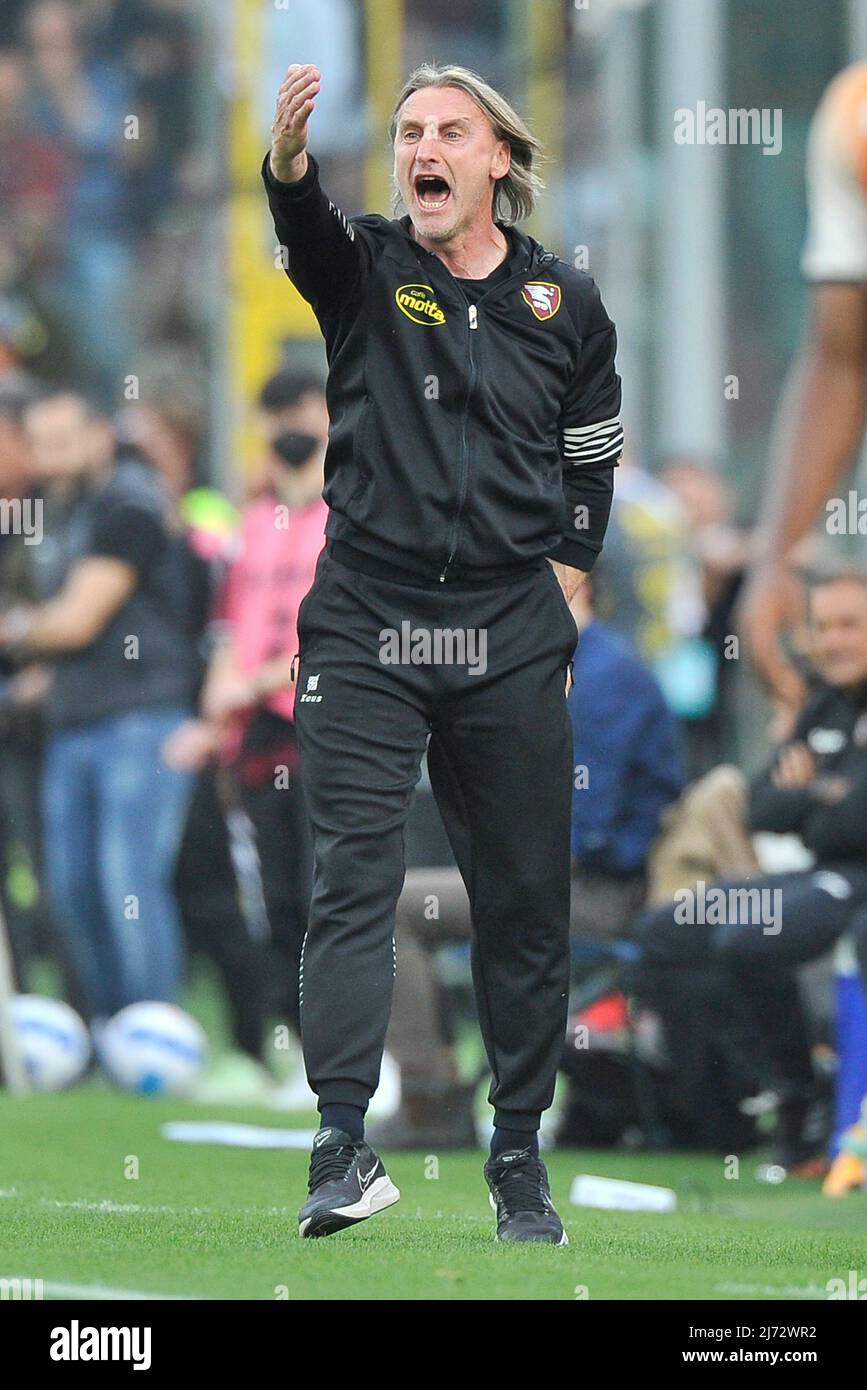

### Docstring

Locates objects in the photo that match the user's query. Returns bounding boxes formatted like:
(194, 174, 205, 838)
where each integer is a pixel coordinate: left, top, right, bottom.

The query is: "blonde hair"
(389, 63, 544, 224)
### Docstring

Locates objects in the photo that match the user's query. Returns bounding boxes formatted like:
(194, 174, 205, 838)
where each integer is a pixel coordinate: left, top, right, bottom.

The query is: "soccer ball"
(9, 994, 91, 1090)
(97, 1002, 208, 1097)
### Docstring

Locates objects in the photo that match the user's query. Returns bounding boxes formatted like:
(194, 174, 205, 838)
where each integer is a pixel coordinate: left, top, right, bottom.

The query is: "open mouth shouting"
(413, 171, 453, 213)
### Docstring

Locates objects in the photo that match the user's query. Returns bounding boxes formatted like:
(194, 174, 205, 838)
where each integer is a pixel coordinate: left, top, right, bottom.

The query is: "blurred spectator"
(0, 2, 30, 46)
(646, 764, 761, 908)
(0, 390, 202, 1020)
(119, 397, 204, 511)
(0, 376, 38, 503)
(600, 444, 704, 664)
(566, 572, 686, 937)
(659, 457, 754, 774)
(23, 0, 135, 397)
(0, 299, 46, 402)
(163, 368, 329, 1094)
(94, 0, 198, 236)
(0, 2, 207, 404)
(115, 388, 281, 1097)
(601, 446, 766, 776)
(370, 577, 684, 1151)
(0, 46, 67, 288)
(635, 571, 867, 1169)
(120, 392, 283, 1096)
(0, 379, 64, 993)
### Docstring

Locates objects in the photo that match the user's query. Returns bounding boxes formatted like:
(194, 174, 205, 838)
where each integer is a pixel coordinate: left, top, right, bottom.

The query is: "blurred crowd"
(6, 339, 865, 1175)
(0, 0, 209, 405)
(1, 0, 865, 1182)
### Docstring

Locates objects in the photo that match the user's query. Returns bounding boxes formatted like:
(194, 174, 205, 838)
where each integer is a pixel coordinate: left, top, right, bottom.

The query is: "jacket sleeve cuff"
(547, 535, 601, 572)
(262, 150, 319, 199)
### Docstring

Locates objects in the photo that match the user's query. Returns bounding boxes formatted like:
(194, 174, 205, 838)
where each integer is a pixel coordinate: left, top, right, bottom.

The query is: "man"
(167, 368, 329, 1055)
(0, 377, 57, 990)
(740, 64, 867, 710)
(264, 62, 622, 1242)
(637, 572, 867, 1168)
(565, 574, 685, 925)
(0, 391, 200, 1020)
(369, 572, 682, 1152)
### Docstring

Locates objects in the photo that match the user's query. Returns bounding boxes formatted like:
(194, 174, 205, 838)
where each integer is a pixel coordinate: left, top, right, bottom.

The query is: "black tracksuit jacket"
(262, 154, 623, 583)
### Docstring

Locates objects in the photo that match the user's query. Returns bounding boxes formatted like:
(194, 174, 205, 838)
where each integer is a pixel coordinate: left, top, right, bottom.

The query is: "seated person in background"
(634, 570, 867, 1169)
(645, 763, 761, 908)
(567, 573, 685, 938)
(372, 573, 685, 1151)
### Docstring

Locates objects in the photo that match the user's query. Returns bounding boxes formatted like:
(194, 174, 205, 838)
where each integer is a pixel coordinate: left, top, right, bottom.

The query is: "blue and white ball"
(97, 1002, 207, 1097)
(10, 994, 91, 1090)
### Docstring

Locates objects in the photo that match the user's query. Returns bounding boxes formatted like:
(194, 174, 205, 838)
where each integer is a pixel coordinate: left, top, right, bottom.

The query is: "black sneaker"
(484, 1148, 568, 1245)
(298, 1127, 400, 1238)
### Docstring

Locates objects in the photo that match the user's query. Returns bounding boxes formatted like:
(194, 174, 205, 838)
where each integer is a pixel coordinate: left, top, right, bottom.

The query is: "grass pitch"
(2, 1089, 866, 1301)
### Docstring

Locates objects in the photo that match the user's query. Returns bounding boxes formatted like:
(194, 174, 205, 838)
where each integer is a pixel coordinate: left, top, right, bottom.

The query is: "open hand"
(738, 561, 809, 713)
(270, 63, 321, 182)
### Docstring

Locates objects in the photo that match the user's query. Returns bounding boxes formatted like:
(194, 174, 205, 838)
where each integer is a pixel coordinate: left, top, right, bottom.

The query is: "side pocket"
(547, 564, 581, 657)
(296, 563, 324, 649)
(296, 590, 312, 646)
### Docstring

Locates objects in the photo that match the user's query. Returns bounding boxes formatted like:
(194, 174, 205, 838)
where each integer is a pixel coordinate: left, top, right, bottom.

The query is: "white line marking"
(0, 1275, 196, 1301)
(0, 1191, 292, 1217)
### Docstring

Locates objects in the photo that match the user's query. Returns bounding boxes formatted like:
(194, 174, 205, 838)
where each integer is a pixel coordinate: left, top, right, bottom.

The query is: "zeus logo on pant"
(300, 673, 323, 703)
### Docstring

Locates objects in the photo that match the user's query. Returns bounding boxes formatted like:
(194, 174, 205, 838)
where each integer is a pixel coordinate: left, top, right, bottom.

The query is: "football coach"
(263, 62, 623, 1243)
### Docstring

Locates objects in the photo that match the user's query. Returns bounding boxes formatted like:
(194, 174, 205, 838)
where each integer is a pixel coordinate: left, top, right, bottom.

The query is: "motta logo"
(522, 282, 562, 321)
(395, 284, 447, 326)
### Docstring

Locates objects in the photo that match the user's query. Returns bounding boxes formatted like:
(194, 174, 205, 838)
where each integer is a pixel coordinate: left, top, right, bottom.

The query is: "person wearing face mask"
(164, 369, 329, 1047)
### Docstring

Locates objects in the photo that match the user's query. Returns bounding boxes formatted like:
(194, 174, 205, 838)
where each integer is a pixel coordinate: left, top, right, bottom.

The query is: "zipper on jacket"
(439, 301, 477, 581)
(437, 265, 544, 582)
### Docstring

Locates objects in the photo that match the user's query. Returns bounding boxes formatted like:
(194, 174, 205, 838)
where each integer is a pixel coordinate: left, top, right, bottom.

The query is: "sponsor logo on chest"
(395, 284, 447, 326)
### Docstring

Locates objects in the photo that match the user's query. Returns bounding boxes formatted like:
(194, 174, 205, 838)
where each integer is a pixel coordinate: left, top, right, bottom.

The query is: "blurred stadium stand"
(2, 0, 867, 1153)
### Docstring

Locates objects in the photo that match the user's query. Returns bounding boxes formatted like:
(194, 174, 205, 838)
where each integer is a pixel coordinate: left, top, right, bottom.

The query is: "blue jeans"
(42, 706, 194, 1018)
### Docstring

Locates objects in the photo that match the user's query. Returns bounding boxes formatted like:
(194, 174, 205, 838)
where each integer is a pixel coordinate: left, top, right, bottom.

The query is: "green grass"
(1, 1090, 866, 1300)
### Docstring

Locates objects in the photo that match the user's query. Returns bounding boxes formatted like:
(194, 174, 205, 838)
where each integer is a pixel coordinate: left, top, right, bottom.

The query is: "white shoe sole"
(299, 1175, 401, 1238)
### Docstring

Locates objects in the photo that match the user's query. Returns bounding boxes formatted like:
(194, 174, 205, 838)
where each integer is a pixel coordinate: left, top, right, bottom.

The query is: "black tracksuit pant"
(293, 545, 578, 1132)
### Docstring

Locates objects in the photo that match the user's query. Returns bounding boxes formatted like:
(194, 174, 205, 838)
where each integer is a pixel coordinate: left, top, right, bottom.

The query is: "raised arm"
(740, 283, 867, 708)
(263, 63, 370, 319)
(740, 67, 867, 709)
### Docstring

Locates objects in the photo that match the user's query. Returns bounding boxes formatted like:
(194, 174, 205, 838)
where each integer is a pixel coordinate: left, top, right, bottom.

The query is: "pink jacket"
(221, 492, 327, 736)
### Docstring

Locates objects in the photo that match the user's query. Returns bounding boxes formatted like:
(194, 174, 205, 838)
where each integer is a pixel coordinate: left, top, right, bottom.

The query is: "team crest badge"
(522, 282, 562, 321)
